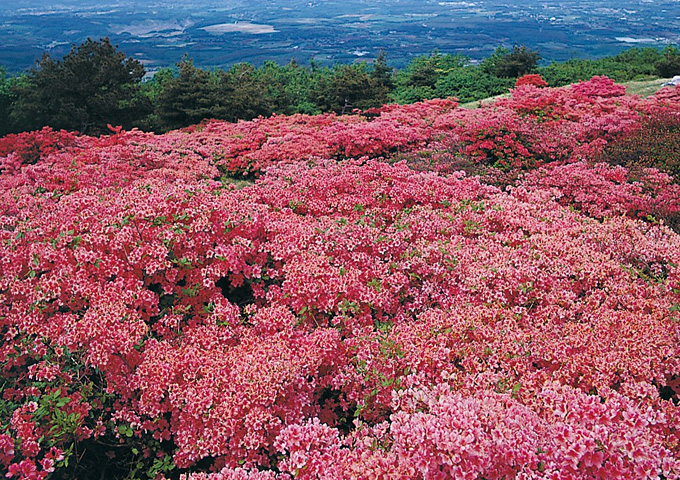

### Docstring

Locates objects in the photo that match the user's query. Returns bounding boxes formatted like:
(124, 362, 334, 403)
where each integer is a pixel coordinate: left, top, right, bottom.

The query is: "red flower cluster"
(515, 74, 548, 88)
(1, 79, 680, 479)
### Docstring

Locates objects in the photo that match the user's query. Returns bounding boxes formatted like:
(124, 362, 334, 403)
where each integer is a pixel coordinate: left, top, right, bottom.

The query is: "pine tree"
(155, 58, 215, 131)
(656, 45, 680, 78)
(11, 38, 150, 134)
(0, 67, 12, 136)
(490, 45, 541, 78)
(371, 49, 394, 107)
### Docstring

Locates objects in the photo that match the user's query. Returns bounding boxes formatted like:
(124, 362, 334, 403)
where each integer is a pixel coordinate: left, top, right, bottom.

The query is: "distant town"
(1, 0, 679, 73)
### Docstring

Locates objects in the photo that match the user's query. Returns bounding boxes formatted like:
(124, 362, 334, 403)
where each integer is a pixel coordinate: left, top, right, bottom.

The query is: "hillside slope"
(1, 77, 680, 480)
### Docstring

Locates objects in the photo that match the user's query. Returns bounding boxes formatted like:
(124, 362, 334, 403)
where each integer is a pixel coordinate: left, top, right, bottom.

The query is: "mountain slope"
(1, 77, 680, 480)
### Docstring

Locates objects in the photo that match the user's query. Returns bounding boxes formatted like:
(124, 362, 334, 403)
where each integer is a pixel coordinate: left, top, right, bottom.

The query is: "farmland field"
(1, 0, 679, 73)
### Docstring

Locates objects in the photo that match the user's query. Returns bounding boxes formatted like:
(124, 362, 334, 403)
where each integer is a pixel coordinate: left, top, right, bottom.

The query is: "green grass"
(460, 93, 510, 109)
(624, 77, 672, 97)
(220, 176, 256, 189)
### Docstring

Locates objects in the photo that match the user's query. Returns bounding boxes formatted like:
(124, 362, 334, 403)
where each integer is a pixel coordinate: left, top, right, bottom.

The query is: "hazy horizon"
(1, 0, 679, 73)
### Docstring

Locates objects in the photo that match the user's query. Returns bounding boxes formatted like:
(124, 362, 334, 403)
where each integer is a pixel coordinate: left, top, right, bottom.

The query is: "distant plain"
(1, 0, 679, 73)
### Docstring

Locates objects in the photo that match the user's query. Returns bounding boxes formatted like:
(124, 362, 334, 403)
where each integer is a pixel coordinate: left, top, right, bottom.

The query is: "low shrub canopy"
(1, 79, 680, 479)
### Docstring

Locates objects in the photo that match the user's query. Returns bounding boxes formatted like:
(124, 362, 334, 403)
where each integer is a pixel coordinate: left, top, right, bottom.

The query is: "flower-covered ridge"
(1, 77, 680, 479)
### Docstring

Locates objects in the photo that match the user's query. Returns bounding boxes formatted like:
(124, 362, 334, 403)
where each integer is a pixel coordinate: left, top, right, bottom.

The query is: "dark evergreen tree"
(255, 60, 293, 114)
(136, 68, 174, 131)
(155, 59, 215, 131)
(312, 63, 380, 113)
(372, 50, 394, 88)
(11, 38, 150, 134)
(406, 53, 440, 88)
(392, 52, 468, 104)
(484, 45, 541, 78)
(656, 45, 680, 78)
(370, 49, 394, 106)
(435, 67, 512, 103)
(0, 67, 13, 136)
(215, 63, 273, 121)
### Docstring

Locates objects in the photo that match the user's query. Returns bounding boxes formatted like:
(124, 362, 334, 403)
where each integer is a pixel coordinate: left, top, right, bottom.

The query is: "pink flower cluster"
(2, 77, 678, 189)
(515, 74, 549, 88)
(1, 79, 680, 479)
(521, 161, 680, 224)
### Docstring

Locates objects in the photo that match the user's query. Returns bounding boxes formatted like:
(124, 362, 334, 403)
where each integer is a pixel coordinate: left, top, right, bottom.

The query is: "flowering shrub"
(1, 78, 680, 479)
(599, 111, 680, 179)
(515, 74, 548, 88)
(521, 161, 680, 228)
(0, 128, 77, 175)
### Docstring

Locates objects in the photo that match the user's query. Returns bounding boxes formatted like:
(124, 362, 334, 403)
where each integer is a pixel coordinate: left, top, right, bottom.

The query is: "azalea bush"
(599, 111, 680, 179)
(1, 79, 680, 479)
(515, 74, 548, 88)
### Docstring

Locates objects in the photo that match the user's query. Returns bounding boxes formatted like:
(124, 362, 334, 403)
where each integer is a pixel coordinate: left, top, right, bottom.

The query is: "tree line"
(0, 37, 678, 136)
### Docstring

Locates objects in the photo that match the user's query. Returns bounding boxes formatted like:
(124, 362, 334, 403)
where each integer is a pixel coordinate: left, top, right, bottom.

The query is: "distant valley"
(1, 0, 679, 73)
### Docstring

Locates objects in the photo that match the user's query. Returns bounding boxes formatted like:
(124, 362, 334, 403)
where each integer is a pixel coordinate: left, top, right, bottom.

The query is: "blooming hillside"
(1, 77, 680, 480)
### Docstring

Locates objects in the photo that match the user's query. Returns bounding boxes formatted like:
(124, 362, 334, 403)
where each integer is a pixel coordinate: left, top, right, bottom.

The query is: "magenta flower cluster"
(1, 77, 680, 479)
